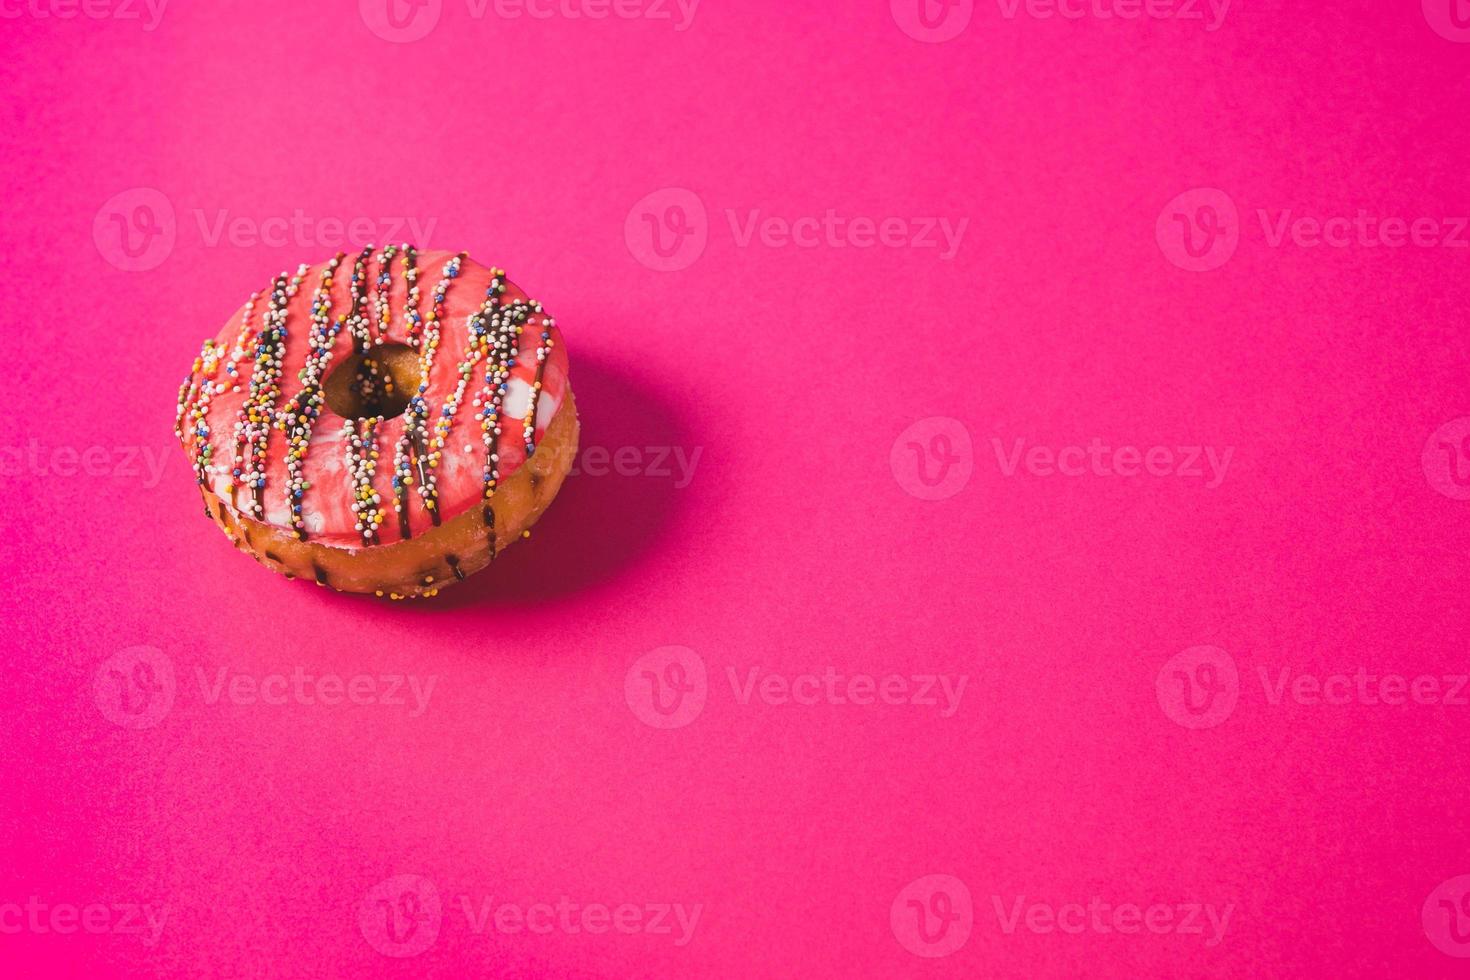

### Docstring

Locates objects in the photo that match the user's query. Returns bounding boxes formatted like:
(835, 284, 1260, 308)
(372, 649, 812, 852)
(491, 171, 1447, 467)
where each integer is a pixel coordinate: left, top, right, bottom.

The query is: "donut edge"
(195, 385, 579, 598)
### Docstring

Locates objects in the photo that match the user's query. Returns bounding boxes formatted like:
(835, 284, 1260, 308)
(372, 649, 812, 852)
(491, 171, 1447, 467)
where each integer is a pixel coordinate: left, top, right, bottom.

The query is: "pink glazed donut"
(174, 247, 578, 598)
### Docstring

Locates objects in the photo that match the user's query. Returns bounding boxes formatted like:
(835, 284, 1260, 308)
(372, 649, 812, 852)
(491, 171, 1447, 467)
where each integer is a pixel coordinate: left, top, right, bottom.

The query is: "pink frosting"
(178, 249, 570, 549)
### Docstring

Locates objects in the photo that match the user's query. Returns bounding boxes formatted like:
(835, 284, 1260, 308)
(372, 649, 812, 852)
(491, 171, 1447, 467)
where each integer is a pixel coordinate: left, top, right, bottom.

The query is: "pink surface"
(2, 1, 1469, 976)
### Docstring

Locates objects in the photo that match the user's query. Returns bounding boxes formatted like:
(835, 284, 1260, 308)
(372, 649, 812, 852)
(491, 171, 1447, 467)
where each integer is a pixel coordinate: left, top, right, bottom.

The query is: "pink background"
(3, 0, 1470, 975)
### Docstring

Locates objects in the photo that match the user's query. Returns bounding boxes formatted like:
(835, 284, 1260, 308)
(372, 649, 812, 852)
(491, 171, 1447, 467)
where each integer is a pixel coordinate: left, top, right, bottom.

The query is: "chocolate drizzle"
(176, 291, 257, 487)
(345, 415, 386, 544)
(395, 252, 464, 531)
(483, 503, 497, 563)
(414, 429, 439, 527)
(523, 317, 555, 459)
(396, 495, 414, 540)
(345, 247, 373, 354)
(474, 269, 544, 505)
(176, 248, 555, 568)
(395, 246, 422, 541)
(232, 268, 303, 519)
(279, 253, 347, 541)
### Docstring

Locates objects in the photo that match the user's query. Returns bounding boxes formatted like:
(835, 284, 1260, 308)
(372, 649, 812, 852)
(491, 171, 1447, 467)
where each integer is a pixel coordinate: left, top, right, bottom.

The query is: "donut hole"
(324, 344, 419, 420)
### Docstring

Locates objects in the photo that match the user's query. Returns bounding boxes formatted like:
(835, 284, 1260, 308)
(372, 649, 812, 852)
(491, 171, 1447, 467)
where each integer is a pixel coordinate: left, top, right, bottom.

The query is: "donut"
(174, 247, 577, 598)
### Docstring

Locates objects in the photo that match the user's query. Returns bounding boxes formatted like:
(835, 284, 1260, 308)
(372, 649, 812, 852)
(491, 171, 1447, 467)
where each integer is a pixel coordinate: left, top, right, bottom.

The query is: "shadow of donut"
(426, 350, 692, 610)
